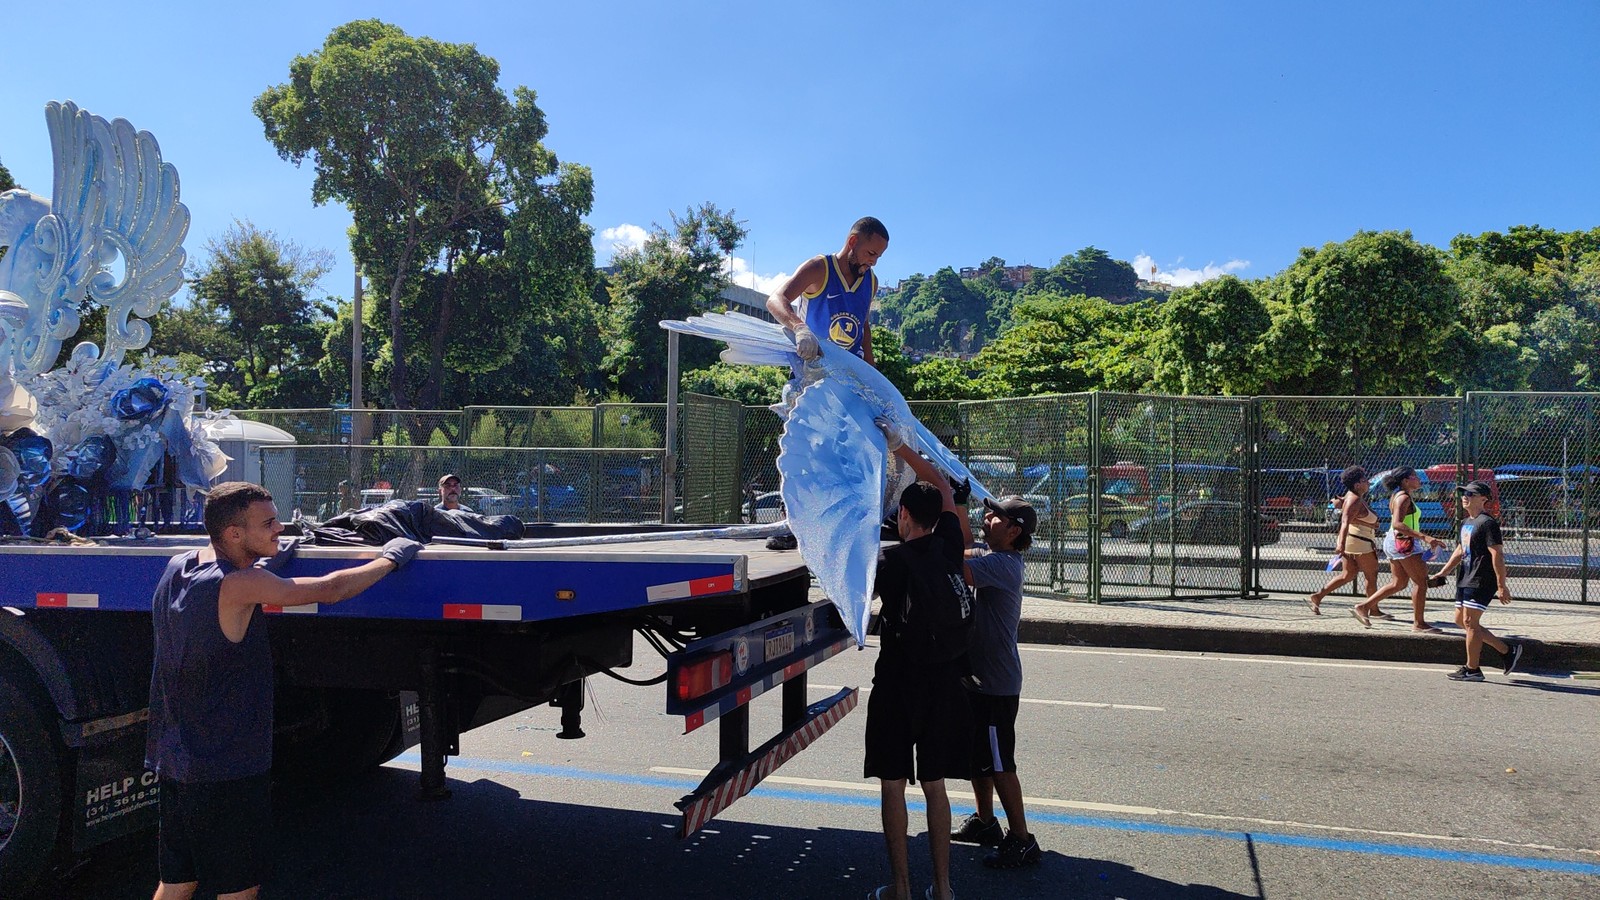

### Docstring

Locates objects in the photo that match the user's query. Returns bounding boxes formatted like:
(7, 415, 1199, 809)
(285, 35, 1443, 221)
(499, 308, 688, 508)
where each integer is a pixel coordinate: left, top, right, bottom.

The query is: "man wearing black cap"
(436, 474, 473, 512)
(951, 495, 1043, 869)
(1428, 481, 1522, 681)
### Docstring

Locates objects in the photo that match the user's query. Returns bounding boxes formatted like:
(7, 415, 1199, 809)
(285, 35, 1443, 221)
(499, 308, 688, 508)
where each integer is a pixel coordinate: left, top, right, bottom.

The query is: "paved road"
(47, 638, 1600, 899)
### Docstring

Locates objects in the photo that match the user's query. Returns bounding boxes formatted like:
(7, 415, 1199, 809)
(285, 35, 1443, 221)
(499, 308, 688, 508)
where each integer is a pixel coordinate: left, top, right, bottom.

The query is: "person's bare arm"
(860, 322, 876, 366)
(765, 256, 827, 330)
(1335, 502, 1354, 556)
(1434, 544, 1465, 577)
(218, 558, 399, 642)
(1489, 544, 1512, 603)
(893, 445, 973, 547)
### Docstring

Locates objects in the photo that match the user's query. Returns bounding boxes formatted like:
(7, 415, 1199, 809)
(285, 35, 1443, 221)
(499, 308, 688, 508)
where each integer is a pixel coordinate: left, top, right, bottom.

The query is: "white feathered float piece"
(660, 311, 992, 645)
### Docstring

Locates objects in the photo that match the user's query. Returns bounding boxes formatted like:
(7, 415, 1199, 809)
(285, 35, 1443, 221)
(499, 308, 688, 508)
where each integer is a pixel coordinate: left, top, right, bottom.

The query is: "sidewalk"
(1016, 593, 1600, 673)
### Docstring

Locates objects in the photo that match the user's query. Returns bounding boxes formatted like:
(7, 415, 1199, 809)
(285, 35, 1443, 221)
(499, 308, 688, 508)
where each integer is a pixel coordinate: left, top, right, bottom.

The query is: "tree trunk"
(419, 248, 458, 411)
(386, 229, 421, 410)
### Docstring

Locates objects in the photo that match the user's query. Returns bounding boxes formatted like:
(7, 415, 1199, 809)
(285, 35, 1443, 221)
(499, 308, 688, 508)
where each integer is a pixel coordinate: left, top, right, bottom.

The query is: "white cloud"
(721, 255, 790, 295)
(595, 223, 648, 262)
(1133, 254, 1250, 288)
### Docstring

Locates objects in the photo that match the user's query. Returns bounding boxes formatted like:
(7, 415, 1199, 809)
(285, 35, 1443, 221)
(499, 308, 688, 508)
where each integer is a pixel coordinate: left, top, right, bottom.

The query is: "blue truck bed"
(0, 534, 804, 622)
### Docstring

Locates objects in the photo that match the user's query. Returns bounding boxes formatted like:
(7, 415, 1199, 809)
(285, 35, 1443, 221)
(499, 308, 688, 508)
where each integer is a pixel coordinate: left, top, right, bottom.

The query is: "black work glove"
(379, 537, 423, 570)
(948, 476, 972, 505)
(260, 536, 303, 574)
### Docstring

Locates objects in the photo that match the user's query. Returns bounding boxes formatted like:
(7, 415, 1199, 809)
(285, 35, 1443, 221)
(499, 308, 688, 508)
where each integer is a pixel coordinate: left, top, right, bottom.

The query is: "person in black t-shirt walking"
(1427, 481, 1523, 682)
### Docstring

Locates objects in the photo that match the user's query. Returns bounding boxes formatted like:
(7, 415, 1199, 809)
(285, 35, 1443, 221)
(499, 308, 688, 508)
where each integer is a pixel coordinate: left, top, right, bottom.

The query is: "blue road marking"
(397, 754, 1600, 877)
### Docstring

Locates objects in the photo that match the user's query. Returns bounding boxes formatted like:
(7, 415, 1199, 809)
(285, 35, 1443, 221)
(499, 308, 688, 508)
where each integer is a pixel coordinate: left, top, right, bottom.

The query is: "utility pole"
(352, 269, 364, 413)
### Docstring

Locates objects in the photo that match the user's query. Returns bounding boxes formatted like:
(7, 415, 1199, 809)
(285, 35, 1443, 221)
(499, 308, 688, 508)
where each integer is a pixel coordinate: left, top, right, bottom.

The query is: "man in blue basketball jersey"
(761, 218, 890, 551)
(766, 216, 888, 365)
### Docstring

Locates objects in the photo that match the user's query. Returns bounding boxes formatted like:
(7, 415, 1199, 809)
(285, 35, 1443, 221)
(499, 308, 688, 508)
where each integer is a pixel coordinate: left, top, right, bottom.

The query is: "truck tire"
(0, 678, 65, 891)
(274, 688, 404, 784)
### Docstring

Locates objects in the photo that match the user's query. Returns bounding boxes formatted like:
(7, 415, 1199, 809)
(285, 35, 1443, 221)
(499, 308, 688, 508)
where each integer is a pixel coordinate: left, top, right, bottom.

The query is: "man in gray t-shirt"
(951, 495, 1044, 869)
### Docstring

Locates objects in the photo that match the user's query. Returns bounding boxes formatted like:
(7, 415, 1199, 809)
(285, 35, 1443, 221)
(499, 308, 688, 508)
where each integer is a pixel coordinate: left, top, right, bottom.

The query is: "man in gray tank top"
(148, 482, 420, 900)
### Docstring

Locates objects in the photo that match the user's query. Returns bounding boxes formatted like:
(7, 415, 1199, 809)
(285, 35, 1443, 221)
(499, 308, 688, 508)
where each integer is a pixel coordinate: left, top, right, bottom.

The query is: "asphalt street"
(46, 637, 1600, 899)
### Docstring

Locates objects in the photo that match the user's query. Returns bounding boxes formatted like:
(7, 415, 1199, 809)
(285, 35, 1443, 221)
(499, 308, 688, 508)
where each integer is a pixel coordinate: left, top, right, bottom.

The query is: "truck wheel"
(0, 679, 65, 890)
(274, 688, 404, 784)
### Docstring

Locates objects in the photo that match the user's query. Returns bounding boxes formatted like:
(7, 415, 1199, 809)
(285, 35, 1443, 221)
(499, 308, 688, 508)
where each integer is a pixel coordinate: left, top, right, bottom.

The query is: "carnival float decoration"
(660, 311, 994, 645)
(0, 101, 229, 536)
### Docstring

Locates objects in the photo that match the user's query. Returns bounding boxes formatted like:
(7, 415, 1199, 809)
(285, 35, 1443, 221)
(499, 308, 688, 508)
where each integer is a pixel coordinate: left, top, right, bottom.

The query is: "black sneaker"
(765, 531, 798, 551)
(952, 813, 1003, 846)
(1447, 666, 1485, 682)
(983, 830, 1042, 868)
(1502, 642, 1524, 676)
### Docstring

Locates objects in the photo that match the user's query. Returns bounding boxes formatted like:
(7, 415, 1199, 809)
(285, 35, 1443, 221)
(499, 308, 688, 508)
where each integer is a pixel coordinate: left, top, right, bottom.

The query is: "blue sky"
(5, 1, 1598, 300)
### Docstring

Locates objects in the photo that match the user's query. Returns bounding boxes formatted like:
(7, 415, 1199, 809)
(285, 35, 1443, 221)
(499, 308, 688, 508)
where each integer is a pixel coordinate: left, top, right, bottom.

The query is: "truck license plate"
(764, 625, 795, 662)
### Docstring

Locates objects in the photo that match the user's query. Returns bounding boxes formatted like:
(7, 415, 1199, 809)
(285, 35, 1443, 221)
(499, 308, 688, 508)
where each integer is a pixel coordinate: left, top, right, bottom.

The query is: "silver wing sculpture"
(0, 102, 223, 535)
(660, 311, 993, 645)
(0, 100, 189, 384)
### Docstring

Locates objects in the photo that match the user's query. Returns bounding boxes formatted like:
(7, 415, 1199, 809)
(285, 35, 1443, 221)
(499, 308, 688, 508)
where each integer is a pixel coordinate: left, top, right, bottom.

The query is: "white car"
(742, 491, 786, 524)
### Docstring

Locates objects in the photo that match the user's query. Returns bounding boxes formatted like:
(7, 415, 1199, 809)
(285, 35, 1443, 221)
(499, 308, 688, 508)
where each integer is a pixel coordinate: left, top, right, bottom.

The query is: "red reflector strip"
(683, 634, 852, 733)
(681, 689, 858, 837)
(646, 573, 737, 603)
(35, 593, 98, 608)
(442, 604, 522, 621)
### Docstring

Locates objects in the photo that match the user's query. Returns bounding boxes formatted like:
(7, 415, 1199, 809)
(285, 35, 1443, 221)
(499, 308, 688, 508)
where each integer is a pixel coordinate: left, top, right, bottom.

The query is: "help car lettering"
(87, 770, 157, 804)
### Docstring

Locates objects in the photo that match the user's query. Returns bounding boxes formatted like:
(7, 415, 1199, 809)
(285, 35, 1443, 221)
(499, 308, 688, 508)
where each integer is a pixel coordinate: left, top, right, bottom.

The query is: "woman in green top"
(1361, 467, 1447, 631)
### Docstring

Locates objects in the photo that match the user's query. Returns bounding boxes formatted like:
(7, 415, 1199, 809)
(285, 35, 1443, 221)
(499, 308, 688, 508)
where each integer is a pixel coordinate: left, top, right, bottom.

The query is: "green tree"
(1023, 247, 1139, 303)
(680, 362, 787, 406)
(187, 221, 336, 407)
(898, 267, 994, 353)
(1257, 231, 1457, 395)
(906, 356, 991, 400)
(872, 273, 925, 332)
(1450, 224, 1600, 272)
(255, 19, 595, 411)
(976, 293, 1118, 396)
(1149, 276, 1271, 395)
(0, 156, 14, 192)
(603, 204, 746, 402)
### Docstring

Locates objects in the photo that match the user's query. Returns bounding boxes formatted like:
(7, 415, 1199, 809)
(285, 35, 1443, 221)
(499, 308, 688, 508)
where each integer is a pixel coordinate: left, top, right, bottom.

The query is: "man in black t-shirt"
(863, 441, 973, 900)
(1428, 481, 1522, 681)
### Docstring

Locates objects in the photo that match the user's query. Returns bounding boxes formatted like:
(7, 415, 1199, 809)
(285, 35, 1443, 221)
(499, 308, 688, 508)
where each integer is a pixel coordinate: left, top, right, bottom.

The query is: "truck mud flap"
(675, 687, 857, 837)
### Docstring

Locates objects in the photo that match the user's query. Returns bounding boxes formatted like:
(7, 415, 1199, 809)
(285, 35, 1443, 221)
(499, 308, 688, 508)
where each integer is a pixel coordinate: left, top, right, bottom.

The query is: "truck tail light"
(675, 651, 733, 703)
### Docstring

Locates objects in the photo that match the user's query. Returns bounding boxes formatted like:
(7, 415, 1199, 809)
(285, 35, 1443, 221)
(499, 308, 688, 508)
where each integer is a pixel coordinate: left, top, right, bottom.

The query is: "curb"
(1016, 618, 1600, 672)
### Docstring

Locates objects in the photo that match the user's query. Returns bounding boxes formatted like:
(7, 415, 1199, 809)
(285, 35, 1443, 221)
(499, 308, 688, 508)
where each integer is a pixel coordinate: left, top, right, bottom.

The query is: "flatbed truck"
(0, 524, 856, 891)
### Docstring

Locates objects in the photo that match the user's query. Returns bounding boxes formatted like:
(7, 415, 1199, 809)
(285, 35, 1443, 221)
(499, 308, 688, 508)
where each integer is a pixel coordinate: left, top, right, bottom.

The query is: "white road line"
(808, 684, 1163, 712)
(1020, 646, 1446, 673)
(649, 767, 1600, 859)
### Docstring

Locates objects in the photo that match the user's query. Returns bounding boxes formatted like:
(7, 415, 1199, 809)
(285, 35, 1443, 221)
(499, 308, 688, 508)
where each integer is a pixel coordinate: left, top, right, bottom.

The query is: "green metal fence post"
(1584, 396, 1593, 605)
(1087, 392, 1102, 605)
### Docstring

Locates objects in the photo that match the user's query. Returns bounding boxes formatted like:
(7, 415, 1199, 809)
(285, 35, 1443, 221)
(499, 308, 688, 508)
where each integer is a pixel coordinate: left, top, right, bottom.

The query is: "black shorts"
(863, 668, 971, 784)
(1456, 585, 1496, 611)
(968, 692, 1020, 777)
(158, 772, 272, 892)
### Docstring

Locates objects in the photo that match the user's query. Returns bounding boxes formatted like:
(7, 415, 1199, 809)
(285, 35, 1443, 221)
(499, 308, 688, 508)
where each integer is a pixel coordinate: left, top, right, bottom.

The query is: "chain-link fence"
(681, 394, 744, 524)
(1253, 397, 1463, 599)
(1467, 393, 1597, 604)
(229, 409, 341, 445)
(240, 394, 1600, 603)
(259, 445, 663, 525)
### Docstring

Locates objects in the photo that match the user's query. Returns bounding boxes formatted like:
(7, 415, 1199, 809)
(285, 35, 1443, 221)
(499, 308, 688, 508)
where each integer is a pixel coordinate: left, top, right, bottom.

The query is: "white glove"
(792, 325, 821, 361)
(874, 416, 905, 452)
